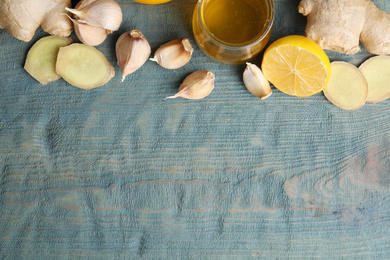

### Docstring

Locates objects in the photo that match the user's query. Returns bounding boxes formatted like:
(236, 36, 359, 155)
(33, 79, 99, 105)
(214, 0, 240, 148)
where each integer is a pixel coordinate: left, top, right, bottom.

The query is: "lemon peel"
(133, 0, 172, 4)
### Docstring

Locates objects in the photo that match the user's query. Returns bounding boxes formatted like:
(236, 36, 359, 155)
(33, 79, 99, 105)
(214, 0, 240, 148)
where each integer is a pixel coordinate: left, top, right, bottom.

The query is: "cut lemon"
(261, 35, 331, 97)
(133, 0, 172, 4)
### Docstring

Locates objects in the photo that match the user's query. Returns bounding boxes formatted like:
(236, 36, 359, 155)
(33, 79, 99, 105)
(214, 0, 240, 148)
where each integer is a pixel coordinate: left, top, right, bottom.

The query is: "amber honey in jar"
(192, 0, 275, 65)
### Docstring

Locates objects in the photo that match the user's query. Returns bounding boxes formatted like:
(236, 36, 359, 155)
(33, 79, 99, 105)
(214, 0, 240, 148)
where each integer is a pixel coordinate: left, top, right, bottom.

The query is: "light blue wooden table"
(1, 0, 390, 258)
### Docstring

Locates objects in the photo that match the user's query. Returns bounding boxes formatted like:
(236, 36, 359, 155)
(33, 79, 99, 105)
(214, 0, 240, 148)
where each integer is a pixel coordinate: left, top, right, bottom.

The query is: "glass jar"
(192, 0, 275, 65)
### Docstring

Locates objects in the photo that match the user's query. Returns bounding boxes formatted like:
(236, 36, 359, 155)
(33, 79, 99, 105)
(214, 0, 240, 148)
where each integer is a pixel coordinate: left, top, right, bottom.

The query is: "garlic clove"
(150, 38, 193, 69)
(65, 0, 122, 32)
(166, 70, 215, 100)
(116, 30, 151, 81)
(67, 15, 108, 46)
(76, 0, 99, 9)
(243, 62, 272, 100)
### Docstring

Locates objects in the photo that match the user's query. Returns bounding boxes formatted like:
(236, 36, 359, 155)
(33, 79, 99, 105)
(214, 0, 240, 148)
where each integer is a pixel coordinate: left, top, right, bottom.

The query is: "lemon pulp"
(262, 35, 331, 97)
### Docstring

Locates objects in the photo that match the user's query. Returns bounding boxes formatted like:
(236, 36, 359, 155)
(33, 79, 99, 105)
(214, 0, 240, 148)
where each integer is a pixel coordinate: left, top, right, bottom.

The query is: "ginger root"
(360, 2, 390, 55)
(0, 0, 73, 42)
(298, 0, 390, 55)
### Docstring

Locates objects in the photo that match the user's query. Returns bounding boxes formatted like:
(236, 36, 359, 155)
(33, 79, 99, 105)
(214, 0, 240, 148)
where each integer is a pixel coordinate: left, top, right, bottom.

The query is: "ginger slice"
(359, 56, 390, 103)
(56, 43, 115, 89)
(323, 61, 367, 110)
(24, 36, 73, 85)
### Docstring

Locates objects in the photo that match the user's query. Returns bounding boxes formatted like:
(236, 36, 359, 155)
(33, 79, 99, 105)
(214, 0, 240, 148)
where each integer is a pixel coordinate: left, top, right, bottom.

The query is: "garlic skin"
(116, 30, 151, 81)
(166, 70, 215, 100)
(76, 0, 99, 9)
(67, 15, 108, 46)
(150, 38, 193, 69)
(65, 0, 122, 32)
(243, 63, 272, 100)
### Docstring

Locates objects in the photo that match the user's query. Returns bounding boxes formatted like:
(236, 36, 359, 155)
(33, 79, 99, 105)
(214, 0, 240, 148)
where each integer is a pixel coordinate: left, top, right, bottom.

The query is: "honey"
(192, 0, 274, 64)
(203, 0, 266, 45)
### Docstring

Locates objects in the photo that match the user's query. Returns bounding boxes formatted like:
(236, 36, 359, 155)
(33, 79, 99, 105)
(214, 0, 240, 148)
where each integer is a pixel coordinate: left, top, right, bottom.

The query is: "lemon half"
(261, 35, 331, 97)
(133, 0, 172, 4)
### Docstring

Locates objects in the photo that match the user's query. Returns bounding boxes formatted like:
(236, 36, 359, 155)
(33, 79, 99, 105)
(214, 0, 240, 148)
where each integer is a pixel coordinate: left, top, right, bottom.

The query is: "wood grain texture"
(1, 0, 390, 259)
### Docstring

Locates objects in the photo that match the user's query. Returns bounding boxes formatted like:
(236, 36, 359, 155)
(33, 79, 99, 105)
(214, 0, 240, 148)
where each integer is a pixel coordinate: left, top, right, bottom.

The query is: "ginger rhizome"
(0, 0, 73, 42)
(298, 0, 390, 55)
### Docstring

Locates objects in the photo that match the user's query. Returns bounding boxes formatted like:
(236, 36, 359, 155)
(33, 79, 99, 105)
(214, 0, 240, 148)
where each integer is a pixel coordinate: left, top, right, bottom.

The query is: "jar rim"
(197, 0, 275, 51)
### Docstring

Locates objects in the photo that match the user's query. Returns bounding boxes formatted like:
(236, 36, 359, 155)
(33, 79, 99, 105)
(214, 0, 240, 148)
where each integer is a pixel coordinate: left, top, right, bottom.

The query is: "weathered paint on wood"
(1, 0, 390, 259)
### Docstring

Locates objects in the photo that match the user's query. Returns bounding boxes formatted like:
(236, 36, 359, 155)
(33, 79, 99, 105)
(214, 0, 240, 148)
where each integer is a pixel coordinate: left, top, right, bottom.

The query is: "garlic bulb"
(116, 30, 151, 81)
(150, 38, 193, 69)
(67, 15, 108, 46)
(65, 0, 123, 32)
(166, 70, 215, 100)
(243, 63, 272, 100)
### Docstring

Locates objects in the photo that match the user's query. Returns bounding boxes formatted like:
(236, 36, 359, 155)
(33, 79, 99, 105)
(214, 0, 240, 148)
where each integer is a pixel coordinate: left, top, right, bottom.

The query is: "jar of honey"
(192, 0, 275, 65)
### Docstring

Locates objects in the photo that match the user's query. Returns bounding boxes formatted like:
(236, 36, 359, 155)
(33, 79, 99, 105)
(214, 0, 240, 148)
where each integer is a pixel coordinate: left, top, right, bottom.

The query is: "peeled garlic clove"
(166, 70, 215, 100)
(67, 15, 108, 46)
(116, 30, 151, 81)
(150, 38, 193, 69)
(243, 62, 272, 100)
(65, 0, 122, 31)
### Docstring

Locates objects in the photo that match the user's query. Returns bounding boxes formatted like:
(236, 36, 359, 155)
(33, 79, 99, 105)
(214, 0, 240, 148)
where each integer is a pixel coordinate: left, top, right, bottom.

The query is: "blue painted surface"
(1, 0, 390, 259)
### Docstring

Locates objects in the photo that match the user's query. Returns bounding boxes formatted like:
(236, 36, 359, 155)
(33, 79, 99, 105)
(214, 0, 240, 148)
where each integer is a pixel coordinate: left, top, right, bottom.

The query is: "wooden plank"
(1, 0, 390, 258)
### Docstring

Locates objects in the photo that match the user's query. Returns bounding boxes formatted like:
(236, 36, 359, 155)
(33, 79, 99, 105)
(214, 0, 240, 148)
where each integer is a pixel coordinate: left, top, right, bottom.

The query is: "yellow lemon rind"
(133, 0, 172, 4)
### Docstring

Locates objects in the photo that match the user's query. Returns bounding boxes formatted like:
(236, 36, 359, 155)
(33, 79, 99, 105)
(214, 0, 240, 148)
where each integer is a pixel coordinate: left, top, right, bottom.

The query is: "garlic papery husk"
(65, 0, 122, 32)
(150, 38, 193, 69)
(116, 30, 151, 81)
(76, 0, 99, 9)
(243, 62, 272, 100)
(166, 70, 215, 100)
(67, 15, 108, 46)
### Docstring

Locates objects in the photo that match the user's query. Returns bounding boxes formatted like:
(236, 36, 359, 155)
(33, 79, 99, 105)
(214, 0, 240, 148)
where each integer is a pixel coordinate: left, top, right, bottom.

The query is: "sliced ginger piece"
(56, 43, 115, 89)
(24, 36, 73, 85)
(323, 61, 367, 110)
(359, 56, 390, 103)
